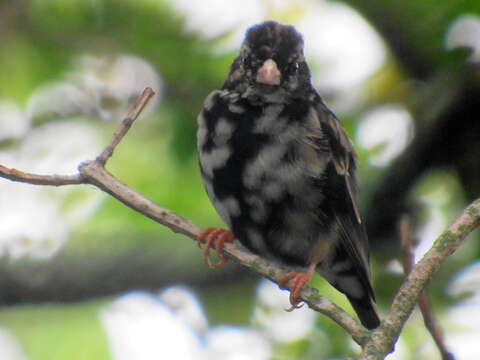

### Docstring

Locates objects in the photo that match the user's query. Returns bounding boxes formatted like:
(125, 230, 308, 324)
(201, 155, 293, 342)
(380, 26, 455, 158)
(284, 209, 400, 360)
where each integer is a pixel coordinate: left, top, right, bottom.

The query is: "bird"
(196, 20, 380, 329)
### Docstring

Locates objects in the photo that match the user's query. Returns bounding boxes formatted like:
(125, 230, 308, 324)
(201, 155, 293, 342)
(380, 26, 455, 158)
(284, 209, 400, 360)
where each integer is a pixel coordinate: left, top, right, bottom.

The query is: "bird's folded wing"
(313, 103, 362, 225)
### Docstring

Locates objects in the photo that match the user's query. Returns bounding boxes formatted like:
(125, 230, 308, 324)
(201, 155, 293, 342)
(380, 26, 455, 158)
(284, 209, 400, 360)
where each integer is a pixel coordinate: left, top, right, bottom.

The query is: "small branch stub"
(96, 87, 155, 165)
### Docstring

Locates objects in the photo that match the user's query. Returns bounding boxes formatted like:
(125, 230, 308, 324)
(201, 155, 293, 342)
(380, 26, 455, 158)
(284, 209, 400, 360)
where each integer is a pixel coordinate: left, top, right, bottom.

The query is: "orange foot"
(196, 227, 234, 268)
(277, 262, 317, 311)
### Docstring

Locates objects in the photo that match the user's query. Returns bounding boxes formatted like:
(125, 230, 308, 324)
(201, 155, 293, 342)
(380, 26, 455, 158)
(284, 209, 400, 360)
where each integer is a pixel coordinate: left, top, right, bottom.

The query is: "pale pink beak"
(256, 59, 281, 85)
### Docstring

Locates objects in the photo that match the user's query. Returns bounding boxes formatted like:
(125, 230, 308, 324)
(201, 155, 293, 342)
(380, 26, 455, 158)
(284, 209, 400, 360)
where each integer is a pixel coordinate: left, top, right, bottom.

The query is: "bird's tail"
(346, 295, 380, 330)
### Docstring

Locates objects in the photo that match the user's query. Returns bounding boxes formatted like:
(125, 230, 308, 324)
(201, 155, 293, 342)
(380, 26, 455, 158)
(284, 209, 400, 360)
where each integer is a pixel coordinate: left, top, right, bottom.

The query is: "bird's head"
(223, 21, 313, 101)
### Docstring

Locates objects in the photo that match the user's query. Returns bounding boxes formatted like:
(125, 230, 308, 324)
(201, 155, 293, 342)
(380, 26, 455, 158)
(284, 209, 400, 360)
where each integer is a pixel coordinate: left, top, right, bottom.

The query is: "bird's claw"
(278, 271, 312, 311)
(196, 227, 234, 268)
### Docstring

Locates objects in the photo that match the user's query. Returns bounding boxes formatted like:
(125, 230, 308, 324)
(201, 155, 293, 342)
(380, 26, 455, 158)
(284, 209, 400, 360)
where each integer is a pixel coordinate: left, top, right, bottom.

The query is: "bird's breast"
(197, 91, 328, 265)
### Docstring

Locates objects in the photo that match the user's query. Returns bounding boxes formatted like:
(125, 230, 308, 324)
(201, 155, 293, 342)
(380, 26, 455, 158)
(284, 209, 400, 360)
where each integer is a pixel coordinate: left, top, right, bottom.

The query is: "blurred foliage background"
(0, 0, 480, 359)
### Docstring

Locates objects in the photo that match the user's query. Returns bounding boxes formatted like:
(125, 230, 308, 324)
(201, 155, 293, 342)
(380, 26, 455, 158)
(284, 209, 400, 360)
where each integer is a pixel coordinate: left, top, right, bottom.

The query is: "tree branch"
(0, 87, 370, 346)
(96, 87, 155, 166)
(3, 88, 480, 357)
(0, 165, 82, 186)
(399, 215, 454, 360)
(359, 200, 480, 359)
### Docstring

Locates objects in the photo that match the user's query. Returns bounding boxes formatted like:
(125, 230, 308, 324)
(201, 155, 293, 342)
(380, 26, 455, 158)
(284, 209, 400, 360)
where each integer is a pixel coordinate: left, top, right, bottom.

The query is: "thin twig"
(399, 215, 415, 274)
(0, 87, 370, 347)
(96, 87, 155, 165)
(0, 165, 82, 186)
(360, 200, 480, 359)
(399, 215, 455, 360)
(417, 295, 454, 360)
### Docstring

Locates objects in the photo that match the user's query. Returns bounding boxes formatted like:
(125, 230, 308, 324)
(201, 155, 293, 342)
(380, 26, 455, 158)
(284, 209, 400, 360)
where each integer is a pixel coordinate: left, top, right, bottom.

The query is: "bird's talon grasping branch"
(196, 227, 234, 268)
(278, 261, 318, 311)
(278, 270, 312, 310)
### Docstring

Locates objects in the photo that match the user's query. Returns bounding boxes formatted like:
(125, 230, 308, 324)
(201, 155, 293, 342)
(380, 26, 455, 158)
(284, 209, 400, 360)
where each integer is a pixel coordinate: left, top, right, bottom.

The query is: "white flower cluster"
(99, 280, 317, 360)
(0, 54, 162, 259)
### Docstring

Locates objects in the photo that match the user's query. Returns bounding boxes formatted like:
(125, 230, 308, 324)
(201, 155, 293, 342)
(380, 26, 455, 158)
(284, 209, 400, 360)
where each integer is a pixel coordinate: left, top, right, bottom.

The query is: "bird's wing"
(308, 101, 361, 223)
(303, 100, 372, 283)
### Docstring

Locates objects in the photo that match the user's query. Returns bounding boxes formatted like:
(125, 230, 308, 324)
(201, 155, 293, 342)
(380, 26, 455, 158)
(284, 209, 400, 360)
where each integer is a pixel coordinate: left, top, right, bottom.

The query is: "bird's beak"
(256, 59, 281, 85)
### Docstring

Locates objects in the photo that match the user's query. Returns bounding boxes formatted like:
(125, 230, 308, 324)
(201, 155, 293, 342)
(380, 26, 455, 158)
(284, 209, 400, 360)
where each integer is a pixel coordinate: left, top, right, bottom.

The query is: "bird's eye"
(288, 61, 299, 74)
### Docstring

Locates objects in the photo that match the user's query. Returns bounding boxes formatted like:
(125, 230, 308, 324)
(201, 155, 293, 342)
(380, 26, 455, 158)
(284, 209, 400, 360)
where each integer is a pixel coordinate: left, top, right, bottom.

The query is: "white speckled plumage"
(197, 20, 379, 329)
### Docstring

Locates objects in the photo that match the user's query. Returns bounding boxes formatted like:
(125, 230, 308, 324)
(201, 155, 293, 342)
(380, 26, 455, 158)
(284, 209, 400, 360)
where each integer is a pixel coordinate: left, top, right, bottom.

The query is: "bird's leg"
(196, 227, 234, 268)
(277, 261, 317, 311)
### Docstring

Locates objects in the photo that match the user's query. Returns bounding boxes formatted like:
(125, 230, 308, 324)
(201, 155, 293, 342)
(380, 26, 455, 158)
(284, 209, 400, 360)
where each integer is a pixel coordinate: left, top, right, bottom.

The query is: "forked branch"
(1, 88, 479, 358)
(0, 87, 370, 346)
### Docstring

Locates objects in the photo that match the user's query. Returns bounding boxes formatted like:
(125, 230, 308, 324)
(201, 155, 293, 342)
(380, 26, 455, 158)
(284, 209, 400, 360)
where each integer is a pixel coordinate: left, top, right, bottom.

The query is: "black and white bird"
(196, 20, 380, 329)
